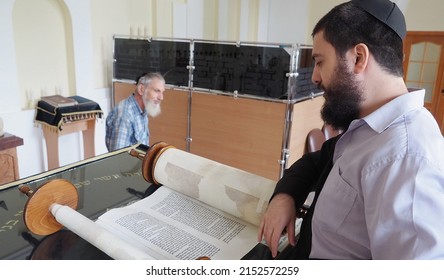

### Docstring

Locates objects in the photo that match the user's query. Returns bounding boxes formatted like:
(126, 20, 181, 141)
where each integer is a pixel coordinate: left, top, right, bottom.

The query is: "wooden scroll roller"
(130, 141, 174, 185)
(19, 180, 78, 236)
(19, 179, 153, 259)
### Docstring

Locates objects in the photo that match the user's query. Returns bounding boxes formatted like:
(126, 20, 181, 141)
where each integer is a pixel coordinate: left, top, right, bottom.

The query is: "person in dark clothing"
(258, 135, 339, 259)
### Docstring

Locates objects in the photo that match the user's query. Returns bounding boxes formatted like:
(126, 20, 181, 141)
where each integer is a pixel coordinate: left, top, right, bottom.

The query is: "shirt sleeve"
(272, 135, 339, 209)
(273, 151, 321, 208)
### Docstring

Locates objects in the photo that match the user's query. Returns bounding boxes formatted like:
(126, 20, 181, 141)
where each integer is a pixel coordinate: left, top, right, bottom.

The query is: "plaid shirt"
(105, 94, 149, 151)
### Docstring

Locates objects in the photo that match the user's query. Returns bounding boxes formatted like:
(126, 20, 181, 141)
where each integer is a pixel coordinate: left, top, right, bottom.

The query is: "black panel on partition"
(293, 48, 323, 99)
(113, 38, 319, 100)
(193, 42, 291, 99)
(114, 38, 190, 87)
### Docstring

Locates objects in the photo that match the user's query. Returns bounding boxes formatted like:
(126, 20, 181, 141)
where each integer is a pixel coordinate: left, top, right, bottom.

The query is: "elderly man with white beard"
(106, 72, 165, 152)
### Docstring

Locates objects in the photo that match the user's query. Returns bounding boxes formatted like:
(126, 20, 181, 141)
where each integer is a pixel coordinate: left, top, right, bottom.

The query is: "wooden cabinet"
(0, 132, 24, 185)
(112, 82, 324, 181)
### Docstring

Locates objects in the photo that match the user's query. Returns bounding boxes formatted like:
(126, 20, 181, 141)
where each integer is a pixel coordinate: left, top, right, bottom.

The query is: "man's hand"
(258, 193, 297, 258)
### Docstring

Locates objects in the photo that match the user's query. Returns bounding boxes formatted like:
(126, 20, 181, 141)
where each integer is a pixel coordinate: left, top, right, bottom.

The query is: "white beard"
(144, 99, 161, 117)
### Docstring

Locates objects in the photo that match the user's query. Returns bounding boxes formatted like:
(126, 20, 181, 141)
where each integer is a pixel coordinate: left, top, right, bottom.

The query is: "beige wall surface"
(306, 0, 345, 43)
(91, 0, 153, 89)
(13, 0, 74, 109)
(404, 0, 444, 31)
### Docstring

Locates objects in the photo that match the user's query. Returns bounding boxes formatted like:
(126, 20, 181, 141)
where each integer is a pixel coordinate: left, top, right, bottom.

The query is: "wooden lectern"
(41, 118, 96, 170)
(34, 95, 103, 170)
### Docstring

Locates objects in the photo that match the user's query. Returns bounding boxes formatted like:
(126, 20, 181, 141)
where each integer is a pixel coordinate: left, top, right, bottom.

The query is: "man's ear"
(353, 43, 369, 74)
(136, 83, 145, 95)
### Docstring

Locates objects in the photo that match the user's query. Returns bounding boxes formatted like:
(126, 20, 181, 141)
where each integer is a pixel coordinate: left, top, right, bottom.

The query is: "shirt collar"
(358, 88, 425, 134)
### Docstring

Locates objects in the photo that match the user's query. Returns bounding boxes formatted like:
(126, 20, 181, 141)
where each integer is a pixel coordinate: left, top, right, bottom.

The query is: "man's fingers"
(269, 229, 280, 258)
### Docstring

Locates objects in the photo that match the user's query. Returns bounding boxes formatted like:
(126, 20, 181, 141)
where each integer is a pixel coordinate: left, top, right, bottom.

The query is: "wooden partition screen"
(112, 82, 323, 181)
(190, 93, 286, 180)
(112, 37, 324, 180)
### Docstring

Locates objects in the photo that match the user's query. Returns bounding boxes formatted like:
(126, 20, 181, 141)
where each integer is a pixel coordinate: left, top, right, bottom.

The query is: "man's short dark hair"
(312, 1, 404, 77)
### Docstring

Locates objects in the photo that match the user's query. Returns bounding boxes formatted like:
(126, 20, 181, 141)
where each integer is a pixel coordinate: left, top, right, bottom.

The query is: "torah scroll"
(143, 142, 277, 227)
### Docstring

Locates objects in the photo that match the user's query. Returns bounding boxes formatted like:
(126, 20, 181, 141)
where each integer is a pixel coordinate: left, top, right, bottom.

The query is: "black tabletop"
(0, 146, 150, 260)
(0, 145, 285, 260)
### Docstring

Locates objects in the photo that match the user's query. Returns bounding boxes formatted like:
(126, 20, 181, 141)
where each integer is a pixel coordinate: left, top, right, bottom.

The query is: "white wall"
(266, 0, 309, 44)
(1, 0, 101, 180)
(0, 0, 20, 113)
(404, 0, 444, 31)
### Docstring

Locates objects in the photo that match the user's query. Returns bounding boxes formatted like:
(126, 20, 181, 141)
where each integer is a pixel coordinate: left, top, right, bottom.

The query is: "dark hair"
(312, 1, 404, 77)
(135, 72, 148, 84)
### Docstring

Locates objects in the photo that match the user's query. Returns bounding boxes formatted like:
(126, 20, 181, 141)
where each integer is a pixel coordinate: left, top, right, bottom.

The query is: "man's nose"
(311, 68, 321, 85)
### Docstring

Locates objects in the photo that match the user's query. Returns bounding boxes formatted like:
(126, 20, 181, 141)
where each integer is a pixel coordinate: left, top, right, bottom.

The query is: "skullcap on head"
(352, 0, 406, 40)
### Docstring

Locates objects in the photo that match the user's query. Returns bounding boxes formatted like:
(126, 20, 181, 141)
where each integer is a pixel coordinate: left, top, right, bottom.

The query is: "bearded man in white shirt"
(259, 0, 444, 259)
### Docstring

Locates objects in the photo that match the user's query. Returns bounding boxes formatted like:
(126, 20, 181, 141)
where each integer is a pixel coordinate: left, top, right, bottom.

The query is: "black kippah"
(352, 0, 406, 40)
(135, 72, 148, 84)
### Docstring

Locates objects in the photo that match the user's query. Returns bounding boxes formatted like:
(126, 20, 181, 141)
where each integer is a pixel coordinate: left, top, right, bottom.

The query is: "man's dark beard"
(320, 61, 363, 131)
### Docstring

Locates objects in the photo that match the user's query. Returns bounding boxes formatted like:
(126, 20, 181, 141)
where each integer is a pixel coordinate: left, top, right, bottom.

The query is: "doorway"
(403, 31, 444, 134)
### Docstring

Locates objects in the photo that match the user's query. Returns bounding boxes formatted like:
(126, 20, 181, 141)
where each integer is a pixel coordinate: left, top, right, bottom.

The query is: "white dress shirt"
(310, 89, 444, 259)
